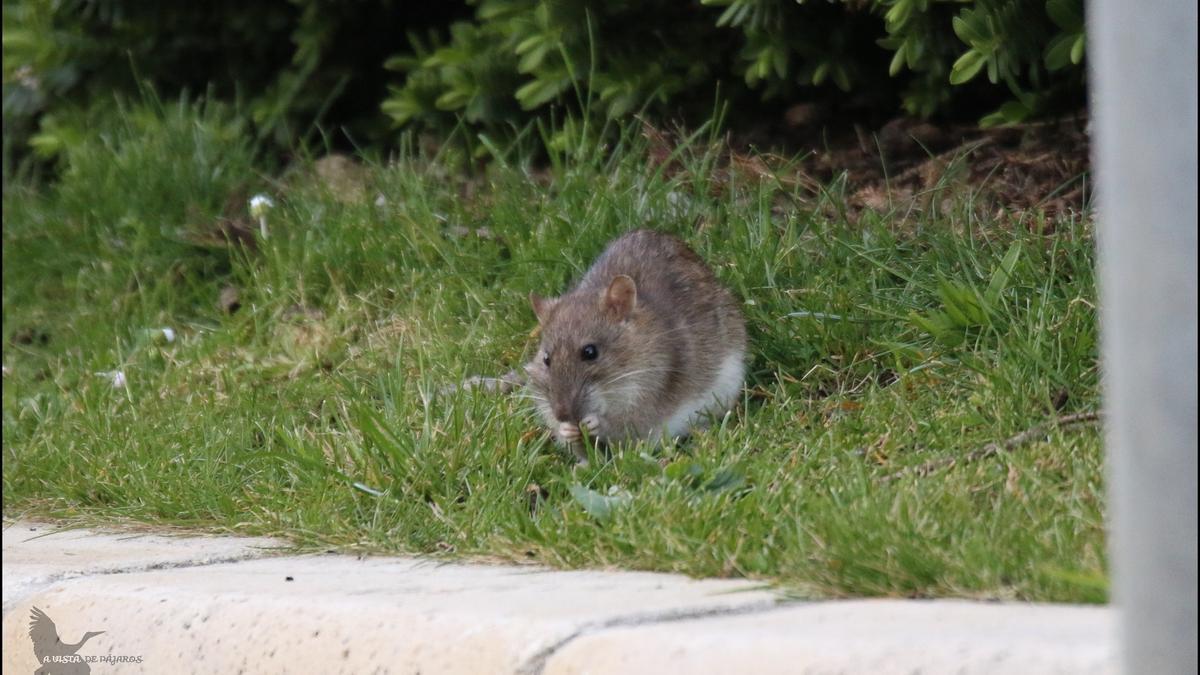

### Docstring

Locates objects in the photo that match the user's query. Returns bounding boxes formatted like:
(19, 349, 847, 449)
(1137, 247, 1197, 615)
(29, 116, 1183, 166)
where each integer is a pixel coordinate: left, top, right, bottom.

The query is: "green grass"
(2, 96, 1106, 602)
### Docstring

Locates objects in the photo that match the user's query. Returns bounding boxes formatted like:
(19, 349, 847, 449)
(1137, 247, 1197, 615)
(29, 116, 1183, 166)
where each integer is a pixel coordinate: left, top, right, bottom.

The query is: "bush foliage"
(3, 0, 1086, 163)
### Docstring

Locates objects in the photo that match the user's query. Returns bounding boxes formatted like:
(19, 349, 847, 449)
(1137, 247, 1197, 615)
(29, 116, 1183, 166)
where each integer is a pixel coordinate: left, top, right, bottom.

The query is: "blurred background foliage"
(3, 0, 1086, 172)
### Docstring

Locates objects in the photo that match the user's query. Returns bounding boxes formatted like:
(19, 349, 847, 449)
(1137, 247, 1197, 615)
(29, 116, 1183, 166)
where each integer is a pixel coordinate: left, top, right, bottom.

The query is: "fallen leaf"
(568, 484, 631, 520)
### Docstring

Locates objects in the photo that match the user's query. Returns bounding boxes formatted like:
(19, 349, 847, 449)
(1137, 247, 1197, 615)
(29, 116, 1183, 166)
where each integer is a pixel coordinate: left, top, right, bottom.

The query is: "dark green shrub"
(383, 0, 1087, 131)
(2, 0, 469, 167)
(3, 0, 1087, 171)
(383, 0, 737, 131)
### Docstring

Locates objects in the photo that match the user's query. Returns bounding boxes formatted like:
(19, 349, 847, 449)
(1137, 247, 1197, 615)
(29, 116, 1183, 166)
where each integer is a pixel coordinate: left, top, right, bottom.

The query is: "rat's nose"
(553, 403, 573, 423)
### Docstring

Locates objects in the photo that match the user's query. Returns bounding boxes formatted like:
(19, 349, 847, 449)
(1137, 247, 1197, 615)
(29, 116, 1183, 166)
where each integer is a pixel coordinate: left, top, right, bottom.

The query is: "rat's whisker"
(600, 367, 687, 387)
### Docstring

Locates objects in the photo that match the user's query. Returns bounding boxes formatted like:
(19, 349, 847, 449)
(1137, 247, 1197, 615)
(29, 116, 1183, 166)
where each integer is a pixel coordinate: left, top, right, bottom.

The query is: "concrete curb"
(2, 521, 285, 616)
(542, 599, 1115, 674)
(1, 521, 1117, 674)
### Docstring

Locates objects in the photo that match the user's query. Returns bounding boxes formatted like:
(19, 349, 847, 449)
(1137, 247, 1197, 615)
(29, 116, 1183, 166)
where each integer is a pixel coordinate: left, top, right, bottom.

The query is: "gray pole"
(1089, 0, 1198, 672)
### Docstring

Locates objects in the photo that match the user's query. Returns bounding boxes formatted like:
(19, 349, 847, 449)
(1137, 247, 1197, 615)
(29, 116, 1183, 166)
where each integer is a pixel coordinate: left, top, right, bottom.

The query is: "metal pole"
(1089, 0, 1198, 672)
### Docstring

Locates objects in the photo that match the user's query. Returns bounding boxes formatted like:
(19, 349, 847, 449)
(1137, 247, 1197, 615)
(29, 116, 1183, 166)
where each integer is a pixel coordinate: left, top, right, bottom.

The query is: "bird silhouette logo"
(27, 607, 105, 675)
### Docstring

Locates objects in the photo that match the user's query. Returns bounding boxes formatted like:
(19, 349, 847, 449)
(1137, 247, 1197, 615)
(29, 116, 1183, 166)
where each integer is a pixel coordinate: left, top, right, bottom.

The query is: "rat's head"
(525, 275, 665, 444)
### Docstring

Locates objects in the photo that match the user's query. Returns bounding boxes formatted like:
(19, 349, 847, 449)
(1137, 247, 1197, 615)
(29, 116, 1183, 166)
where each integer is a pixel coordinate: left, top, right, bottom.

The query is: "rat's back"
(580, 228, 739, 336)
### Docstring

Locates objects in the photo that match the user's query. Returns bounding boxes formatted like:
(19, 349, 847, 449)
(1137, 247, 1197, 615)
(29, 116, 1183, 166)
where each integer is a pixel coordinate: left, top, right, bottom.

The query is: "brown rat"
(525, 229, 747, 460)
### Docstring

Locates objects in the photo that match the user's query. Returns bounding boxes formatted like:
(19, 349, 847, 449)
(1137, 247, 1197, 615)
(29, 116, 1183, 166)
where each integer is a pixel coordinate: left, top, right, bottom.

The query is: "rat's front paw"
(557, 421, 581, 443)
(580, 414, 600, 436)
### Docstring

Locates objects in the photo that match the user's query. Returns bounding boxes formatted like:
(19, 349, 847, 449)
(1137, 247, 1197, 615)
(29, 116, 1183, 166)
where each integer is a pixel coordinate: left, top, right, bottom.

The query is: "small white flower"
(374, 193, 387, 207)
(248, 194, 275, 219)
(249, 194, 275, 239)
(144, 327, 176, 345)
(95, 370, 127, 388)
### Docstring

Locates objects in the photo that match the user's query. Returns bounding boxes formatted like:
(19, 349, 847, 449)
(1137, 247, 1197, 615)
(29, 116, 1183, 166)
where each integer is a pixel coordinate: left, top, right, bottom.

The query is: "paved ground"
(1, 520, 1117, 674)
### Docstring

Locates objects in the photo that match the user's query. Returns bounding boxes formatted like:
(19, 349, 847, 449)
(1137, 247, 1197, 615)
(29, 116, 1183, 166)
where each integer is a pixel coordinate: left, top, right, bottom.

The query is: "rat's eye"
(542, 353, 551, 367)
(580, 344, 599, 361)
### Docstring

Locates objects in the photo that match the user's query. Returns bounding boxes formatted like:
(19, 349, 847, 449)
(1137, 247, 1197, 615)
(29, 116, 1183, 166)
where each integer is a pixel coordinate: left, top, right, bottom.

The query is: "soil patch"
(655, 110, 1092, 226)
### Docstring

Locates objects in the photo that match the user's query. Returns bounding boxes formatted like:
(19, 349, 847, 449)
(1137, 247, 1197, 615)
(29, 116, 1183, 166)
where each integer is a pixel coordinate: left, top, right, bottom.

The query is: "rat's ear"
(530, 292, 558, 323)
(602, 275, 637, 321)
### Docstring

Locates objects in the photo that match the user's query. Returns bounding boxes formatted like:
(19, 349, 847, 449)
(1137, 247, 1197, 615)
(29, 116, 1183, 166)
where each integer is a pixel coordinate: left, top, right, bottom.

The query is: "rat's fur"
(525, 229, 746, 458)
